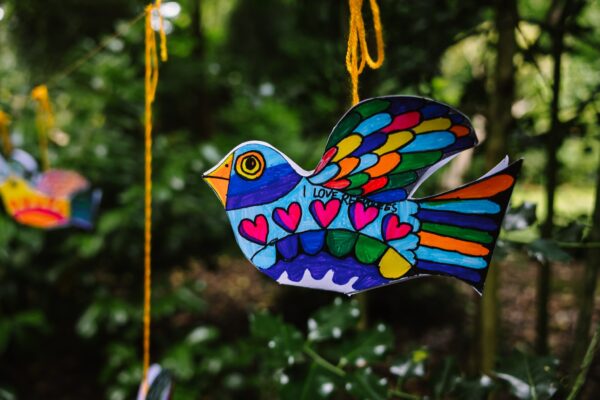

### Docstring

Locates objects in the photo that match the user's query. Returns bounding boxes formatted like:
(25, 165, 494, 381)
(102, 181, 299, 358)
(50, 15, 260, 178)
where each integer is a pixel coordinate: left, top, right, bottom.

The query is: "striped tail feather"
(414, 158, 523, 294)
(70, 188, 102, 229)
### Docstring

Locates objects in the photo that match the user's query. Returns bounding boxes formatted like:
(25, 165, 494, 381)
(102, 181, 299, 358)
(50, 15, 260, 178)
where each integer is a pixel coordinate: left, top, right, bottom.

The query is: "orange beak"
(203, 154, 233, 207)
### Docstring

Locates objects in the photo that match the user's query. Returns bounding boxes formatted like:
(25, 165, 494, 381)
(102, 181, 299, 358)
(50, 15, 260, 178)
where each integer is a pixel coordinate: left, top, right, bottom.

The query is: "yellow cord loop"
(0, 110, 12, 156)
(31, 84, 55, 170)
(345, 0, 385, 105)
(142, 0, 168, 394)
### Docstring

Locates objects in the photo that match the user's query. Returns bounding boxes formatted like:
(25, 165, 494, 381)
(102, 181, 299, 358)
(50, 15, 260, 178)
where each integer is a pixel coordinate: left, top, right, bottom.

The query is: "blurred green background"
(0, 0, 599, 399)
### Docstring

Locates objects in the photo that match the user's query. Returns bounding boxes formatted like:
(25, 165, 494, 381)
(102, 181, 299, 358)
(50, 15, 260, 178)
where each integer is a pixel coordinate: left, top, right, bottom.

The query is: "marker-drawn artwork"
(0, 149, 101, 229)
(136, 364, 173, 400)
(203, 96, 522, 295)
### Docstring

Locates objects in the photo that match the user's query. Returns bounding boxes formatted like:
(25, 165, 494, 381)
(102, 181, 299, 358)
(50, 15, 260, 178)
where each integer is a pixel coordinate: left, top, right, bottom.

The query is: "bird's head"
(203, 141, 303, 211)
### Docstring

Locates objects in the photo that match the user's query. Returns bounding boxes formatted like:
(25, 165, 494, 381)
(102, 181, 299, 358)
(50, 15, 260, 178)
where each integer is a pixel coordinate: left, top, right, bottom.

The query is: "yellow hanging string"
(142, 0, 167, 394)
(31, 84, 55, 170)
(345, 0, 385, 105)
(0, 110, 12, 156)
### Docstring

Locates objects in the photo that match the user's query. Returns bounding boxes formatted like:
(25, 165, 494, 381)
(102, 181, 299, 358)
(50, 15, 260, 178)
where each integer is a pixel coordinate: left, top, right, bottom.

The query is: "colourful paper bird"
(0, 150, 101, 229)
(136, 364, 173, 400)
(203, 96, 521, 295)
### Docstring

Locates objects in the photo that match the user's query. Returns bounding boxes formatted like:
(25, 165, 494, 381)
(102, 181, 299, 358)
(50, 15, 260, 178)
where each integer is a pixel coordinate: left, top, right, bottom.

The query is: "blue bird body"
(204, 96, 522, 295)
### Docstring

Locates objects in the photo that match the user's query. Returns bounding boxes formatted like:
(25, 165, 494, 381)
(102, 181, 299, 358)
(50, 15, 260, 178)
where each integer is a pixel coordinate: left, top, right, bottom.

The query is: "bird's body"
(225, 170, 419, 293)
(204, 96, 521, 295)
(0, 151, 100, 229)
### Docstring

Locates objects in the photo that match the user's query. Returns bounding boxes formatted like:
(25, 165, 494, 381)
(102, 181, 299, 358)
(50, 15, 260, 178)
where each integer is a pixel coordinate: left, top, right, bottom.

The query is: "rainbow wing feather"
(36, 169, 89, 197)
(309, 96, 478, 202)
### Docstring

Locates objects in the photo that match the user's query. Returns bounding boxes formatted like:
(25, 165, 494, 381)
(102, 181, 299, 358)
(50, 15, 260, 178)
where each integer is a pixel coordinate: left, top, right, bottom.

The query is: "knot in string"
(345, 0, 385, 105)
(31, 84, 55, 170)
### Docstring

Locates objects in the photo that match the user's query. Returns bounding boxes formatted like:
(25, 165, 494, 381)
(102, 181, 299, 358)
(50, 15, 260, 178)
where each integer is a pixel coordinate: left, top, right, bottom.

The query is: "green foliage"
(0, 0, 599, 398)
(496, 351, 559, 400)
(118, 298, 562, 399)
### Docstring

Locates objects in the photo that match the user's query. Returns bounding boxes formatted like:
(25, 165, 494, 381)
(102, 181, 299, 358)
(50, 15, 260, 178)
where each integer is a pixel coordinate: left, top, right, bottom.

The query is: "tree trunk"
(536, 259, 551, 354)
(571, 150, 600, 374)
(481, 0, 517, 373)
(537, 0, 571, 356)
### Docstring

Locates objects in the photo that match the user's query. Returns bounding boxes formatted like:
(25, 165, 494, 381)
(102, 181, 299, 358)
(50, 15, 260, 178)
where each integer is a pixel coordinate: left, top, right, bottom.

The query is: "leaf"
(163, 343, 195, 380)
(431, 357, 459, 399)
(390, 347, 429, 380)
(306, 298, 361, 342)
(452, 374, 494, 400)
(555, 220, 586, 243)
(76, 303, 101, 338)
(345, 368, 387, 400)
(0, 387, 16, 400)
(527, 238, 572, 263)
(495, 351, 560, 400)
(338, 323, 394, 367)
(504, 202, 537, 231)
(493, 239, 511, 260)
(186, 326, 219, 345)
(78, 235, 104, 258)
(298, 364, 343, 400)
(250, 311, 304, 369)
(429, 357, 494, 399)
(173, 285, 206, 313)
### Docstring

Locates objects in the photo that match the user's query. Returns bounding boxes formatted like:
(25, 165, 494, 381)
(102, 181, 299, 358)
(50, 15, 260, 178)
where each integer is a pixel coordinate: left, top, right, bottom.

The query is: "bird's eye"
(236, 151, 265, 180)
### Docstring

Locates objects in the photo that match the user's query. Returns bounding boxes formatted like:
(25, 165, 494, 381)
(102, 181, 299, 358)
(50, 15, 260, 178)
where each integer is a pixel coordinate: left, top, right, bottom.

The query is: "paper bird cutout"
(136, 364, 173, 400)
(0, 149, 101, 229)
(204, 96, 522, 295)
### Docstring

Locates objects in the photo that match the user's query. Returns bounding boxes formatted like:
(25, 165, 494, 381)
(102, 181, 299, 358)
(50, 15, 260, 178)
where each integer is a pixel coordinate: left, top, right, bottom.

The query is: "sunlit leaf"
(495, 351, 560, 400)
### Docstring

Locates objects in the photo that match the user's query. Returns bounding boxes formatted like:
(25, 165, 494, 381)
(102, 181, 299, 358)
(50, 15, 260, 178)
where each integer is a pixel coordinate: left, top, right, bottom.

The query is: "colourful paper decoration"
(136, 364, 172, 400)
(0, 149, 101, 229)
(204, 96, 522, 295)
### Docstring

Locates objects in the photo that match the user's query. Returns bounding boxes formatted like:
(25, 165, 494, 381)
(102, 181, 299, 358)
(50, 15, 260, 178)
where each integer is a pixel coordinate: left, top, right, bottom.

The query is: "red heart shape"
(310, 199, 341, 228)
(238, 215, 269, 244)
(349, 202, 379, 230)
(273, 202, 302, 233)
(382, 214, 412, 241)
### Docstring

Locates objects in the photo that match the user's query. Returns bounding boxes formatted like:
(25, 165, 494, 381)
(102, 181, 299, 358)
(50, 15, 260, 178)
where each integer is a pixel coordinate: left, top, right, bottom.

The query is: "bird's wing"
(308, 96, 478, 202)
(35, 169, 89, 198)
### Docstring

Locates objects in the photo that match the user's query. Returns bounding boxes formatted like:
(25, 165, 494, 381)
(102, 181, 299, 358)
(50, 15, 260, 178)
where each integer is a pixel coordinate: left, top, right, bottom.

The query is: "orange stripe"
(450, 125, 470, 137)
(363, 152, 400, 178)
(334, 157, 360, 180)
(418, 231, 489, 257)
(432, 174, 514, 200)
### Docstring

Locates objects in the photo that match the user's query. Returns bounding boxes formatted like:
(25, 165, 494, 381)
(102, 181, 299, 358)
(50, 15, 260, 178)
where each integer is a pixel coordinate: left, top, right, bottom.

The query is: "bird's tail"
(413, 158, 522, 294)
(70, 188, 102, 229)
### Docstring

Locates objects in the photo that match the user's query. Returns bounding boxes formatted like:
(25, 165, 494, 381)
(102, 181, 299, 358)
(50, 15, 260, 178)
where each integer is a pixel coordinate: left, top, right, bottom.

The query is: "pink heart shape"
(238, 215, 269, 245)
(382, 214, 412, 241)
(273, 202, 302, 233)
(310, 199, 341, 228)
(349, 202, 379, 231)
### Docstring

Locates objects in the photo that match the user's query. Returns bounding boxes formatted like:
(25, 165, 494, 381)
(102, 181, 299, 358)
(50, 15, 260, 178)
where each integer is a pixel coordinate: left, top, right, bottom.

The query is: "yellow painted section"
(0, 176, 70, 228)
(332, 134, 362, 162)
(373, 131, 413, 155)
(413, 117, 451, 134)
(378, 248, 411, 279)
